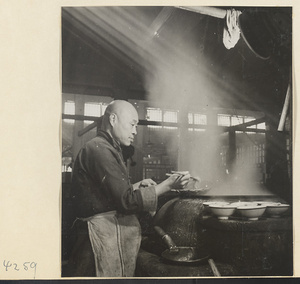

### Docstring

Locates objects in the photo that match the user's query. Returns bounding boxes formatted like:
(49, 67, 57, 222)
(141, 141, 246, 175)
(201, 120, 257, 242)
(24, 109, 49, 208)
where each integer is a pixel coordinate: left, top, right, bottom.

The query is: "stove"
(137, 195, 293, 277)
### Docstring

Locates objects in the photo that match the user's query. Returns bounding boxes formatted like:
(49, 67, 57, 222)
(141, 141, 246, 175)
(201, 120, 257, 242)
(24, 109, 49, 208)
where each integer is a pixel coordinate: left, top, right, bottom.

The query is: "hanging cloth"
(223, 9, 242, 49)
(86, 211, 141, 277)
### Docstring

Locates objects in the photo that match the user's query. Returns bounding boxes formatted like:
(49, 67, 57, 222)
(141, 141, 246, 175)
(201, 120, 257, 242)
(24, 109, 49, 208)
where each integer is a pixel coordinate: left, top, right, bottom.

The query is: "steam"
(207, 163, 272, 196)
(144, 17, 272, 196)
(73, 7, 273, 196)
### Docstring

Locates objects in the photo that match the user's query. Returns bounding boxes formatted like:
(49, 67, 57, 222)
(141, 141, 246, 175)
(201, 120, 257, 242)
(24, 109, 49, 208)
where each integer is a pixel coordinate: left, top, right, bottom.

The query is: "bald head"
(102, 100, 139, 146)
(105, 100, 137, 118)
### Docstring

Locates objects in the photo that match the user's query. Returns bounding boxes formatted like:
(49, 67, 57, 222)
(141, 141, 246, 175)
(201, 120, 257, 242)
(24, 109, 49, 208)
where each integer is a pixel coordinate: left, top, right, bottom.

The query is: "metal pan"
(161, 246, 209, 263)
(154, 226, 221, 276)
(154, 226, 209, 264)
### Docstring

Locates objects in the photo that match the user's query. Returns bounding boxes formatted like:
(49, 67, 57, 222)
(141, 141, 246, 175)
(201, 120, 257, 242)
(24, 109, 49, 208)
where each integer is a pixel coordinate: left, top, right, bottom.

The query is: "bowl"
(203, 201, 229, 207)
(265, 204, 290, 218)
(237, 205, 266, 220)
(256, 201, 281, 206)
(209, 204, 236, 220)
(203, 202, 230, 213)
(230, 201, 258, 207)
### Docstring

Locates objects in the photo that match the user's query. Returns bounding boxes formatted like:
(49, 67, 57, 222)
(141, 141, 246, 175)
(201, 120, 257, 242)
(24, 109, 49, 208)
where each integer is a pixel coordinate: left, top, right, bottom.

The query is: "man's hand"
(139, 178, 157, 188)
(133, 179, 157, 190)
(167, 171, 191, 189)
(154, 171, 191, 196)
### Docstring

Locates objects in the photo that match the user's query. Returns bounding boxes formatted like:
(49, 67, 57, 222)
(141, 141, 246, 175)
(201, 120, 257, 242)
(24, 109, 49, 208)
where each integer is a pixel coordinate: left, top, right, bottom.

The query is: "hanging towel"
(223, 9, 242, 49)
(86, 211, 141, 277)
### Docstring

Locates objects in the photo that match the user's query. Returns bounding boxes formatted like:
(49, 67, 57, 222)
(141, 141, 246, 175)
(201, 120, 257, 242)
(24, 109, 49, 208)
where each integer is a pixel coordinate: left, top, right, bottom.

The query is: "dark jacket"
(71, 130, 157, 218)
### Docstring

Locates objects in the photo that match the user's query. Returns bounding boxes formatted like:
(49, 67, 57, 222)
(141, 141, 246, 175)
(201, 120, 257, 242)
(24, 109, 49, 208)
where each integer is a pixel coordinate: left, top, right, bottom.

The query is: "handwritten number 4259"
(3, 260, 37, 273)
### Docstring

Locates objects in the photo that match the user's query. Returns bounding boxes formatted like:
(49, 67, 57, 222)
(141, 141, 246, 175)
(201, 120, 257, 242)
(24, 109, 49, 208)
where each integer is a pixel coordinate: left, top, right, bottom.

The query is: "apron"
(85, 211, 141, 277)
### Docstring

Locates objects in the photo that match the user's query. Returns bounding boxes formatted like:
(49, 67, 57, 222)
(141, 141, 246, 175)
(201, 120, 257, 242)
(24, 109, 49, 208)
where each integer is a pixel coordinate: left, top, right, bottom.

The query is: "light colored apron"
(85, 211, 141, 277)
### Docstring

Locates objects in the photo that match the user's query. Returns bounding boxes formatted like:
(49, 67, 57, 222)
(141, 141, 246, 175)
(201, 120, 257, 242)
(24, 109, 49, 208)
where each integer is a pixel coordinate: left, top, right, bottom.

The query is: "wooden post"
(278, 82, 291, 131)
(265, 116, 291, 202)
(176, 6, 227, 19)
(227, 130, 236, 174)
(72, 95, 85, 159)
(177, 105, 189, 171)
(129, 100, 145, 183)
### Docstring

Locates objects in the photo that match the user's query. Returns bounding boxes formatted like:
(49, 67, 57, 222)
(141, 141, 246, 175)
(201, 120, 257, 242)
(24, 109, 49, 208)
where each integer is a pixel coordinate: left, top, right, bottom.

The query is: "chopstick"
(166, 173, 183, 183)
(166, 173, 201, 182)
(166, 173, 179, 177)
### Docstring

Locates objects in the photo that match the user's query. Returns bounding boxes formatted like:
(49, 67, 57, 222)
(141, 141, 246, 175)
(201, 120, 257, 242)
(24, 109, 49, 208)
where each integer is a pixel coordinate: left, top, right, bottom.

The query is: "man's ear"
(109, 113, 117, 127)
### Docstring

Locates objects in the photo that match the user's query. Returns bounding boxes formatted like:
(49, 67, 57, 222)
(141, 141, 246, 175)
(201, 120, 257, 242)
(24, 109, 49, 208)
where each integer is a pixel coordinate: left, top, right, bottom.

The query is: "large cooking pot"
(153, 198, 209, 254)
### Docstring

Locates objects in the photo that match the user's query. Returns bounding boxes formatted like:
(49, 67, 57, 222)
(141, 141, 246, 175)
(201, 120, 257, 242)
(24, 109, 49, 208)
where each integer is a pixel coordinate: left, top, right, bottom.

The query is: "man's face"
(111, 108, 138, 146)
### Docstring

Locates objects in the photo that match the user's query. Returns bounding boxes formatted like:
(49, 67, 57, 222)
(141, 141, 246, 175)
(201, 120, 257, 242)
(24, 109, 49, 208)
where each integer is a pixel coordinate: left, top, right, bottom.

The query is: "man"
(68, 100, 190, 277)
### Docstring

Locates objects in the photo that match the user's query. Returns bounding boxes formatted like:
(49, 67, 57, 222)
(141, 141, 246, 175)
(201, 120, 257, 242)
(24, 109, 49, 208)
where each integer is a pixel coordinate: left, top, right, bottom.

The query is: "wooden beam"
(62, 114, 100, 121)
(227, 130, 236, 173)
(62, 115, 266, 133)
(278, 82, 291, 131)
(137, 120, 177, 127)
(78, 121, 98, 137)
(147, 7, 175, 39)
(176, 6, 227, 19)
(225, 116, 266, 132)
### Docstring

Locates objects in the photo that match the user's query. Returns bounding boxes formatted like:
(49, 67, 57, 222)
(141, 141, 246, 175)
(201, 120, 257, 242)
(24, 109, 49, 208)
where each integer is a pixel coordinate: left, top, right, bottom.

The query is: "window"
(194, 113, 207, 125)
(231, 115, 243, 126)
(218, 114, 266, 132)
(163, 110, 177, 123)
(188, 112, 206, 131)
(84, 102, 101, 125)
(63, 101, 75, 123)
(102, 104, 107, 114)
(236, 144, 265, 165)
(84, 102, 107, 125)
(231, 116, 244, 133)
(244, 116, 256, 130)
(146, 108, 162, 129)
(218, 114, 231, 127)
(146, 107, 178, 130)
(163, 110, 178, 130)
(257, 123, 266, 130)
(244, 117, 266, 132)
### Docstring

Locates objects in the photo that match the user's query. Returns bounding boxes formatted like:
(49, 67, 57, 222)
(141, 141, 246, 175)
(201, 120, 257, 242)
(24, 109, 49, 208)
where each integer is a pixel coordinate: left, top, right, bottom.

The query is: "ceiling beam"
(176, 6, 227, 19)
(146, 7, 175, 40)
(224, 116, 266, 133)
(62, 114, 267, 136)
